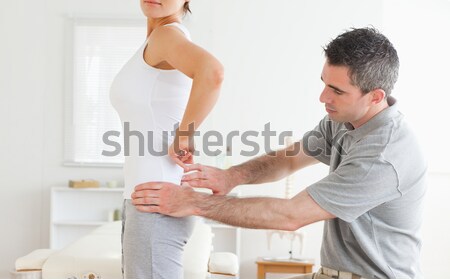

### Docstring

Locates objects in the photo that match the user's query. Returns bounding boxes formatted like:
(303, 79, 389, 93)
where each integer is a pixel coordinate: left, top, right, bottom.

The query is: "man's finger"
(135, 205, 160, 213)
(184, 164, 204, 172)
(182, 180, 206, 188)
(132, 197, 160, 206)
(131, 190, 158, 199)
(185, 180, 218, 192)
(181, 172, 206, 181)
(183, 179, 206, 188)
(134, 182, 163, 192)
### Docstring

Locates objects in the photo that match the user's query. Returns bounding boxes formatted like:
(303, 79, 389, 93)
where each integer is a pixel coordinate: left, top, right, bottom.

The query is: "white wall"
(1, 0, 449, 278)
(0, 0, 140, 276)
(194, 1, 383, 278)
(381, 0, 450, 277)
(1, 1, 46, 277)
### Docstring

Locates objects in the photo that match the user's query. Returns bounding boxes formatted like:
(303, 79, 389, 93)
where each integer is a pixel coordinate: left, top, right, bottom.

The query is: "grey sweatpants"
(121, 200, 196, 279)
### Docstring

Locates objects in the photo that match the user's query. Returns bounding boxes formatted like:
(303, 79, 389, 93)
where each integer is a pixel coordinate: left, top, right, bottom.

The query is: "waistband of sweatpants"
(319, 267, 367, 279)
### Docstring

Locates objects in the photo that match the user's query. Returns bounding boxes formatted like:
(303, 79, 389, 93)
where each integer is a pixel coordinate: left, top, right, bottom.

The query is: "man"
(132, 28, 426, 279)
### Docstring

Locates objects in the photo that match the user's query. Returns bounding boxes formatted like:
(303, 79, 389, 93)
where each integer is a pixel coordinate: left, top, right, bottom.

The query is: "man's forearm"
(132, 181, 333, 228)
(229, 143, 300, 185)
(194, 192, 298, 231)
(228, 141, 319, 187)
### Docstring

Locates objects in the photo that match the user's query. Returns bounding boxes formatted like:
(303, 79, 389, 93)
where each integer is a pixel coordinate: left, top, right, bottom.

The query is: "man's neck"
(351, 99, 389, 129)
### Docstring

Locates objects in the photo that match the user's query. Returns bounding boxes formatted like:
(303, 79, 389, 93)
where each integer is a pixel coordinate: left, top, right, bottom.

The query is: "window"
(64, 18, 146, 166)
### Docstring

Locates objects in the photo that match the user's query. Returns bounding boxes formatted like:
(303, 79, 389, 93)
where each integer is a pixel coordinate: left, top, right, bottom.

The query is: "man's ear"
(370, 89, 386, 105)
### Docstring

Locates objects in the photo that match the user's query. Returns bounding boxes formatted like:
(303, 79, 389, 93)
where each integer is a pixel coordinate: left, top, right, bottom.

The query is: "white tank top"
(110, 23, 193, 199)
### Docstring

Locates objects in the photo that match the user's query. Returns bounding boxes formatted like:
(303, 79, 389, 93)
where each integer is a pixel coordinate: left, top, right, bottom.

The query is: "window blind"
(64, 18, 146, 166)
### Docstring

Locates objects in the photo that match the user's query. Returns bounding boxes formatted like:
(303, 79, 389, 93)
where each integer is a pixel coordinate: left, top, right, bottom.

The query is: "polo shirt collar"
(345, 96, 400, 139)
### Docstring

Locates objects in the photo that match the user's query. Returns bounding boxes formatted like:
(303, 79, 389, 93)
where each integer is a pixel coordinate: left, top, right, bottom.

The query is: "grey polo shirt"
(304, 97, 426, 279)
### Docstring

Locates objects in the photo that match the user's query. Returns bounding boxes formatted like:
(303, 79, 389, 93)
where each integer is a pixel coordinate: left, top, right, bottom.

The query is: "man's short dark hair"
(323, 27, 399, 96)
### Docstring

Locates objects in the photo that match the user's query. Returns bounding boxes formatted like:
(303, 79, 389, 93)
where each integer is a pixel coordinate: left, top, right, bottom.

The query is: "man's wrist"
(191, 191, 232, 221)
(191, 191, 208, 217)
(227, 166, 245, 187)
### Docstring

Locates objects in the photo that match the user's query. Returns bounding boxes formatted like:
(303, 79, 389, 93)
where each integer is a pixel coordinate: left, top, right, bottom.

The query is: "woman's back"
(110, 23, 192, 199)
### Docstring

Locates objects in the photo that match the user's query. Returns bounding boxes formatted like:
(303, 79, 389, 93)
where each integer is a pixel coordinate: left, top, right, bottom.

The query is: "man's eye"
(333, 89, 343, 95)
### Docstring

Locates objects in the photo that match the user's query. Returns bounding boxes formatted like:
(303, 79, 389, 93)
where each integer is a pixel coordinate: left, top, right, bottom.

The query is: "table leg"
(257, 265, 266, 279)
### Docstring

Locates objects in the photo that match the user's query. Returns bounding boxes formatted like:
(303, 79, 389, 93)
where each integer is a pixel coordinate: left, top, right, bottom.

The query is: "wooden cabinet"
(256, 258, 314, 279)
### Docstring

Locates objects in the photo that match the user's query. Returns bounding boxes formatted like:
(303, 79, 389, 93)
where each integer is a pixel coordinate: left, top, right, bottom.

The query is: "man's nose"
(319, 88, 329, 104)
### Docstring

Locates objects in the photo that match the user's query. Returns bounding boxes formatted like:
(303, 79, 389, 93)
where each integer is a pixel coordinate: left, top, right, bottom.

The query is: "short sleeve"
(303, 116, 333, 165)
(306, 149, 401, 223)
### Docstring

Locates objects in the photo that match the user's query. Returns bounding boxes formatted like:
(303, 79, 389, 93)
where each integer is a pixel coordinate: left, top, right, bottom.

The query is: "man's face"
(320, 62, 373, 128)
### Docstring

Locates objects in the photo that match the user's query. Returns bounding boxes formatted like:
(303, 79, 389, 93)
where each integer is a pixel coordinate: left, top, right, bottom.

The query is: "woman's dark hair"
(183, 2, 191, 14)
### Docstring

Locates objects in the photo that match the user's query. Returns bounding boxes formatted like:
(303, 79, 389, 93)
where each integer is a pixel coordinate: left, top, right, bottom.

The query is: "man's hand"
(131, 182, 200, 217)
(181, 164, 239, 195)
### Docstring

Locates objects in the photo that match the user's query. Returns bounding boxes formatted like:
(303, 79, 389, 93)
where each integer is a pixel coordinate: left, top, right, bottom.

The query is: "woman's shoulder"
(163, 22, 190, 39)
(149, 23, 191, 43)
(144, 23, 193, 68)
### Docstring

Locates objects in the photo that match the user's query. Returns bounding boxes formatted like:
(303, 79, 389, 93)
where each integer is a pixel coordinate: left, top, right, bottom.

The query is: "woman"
(110, 0, 223, 278)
